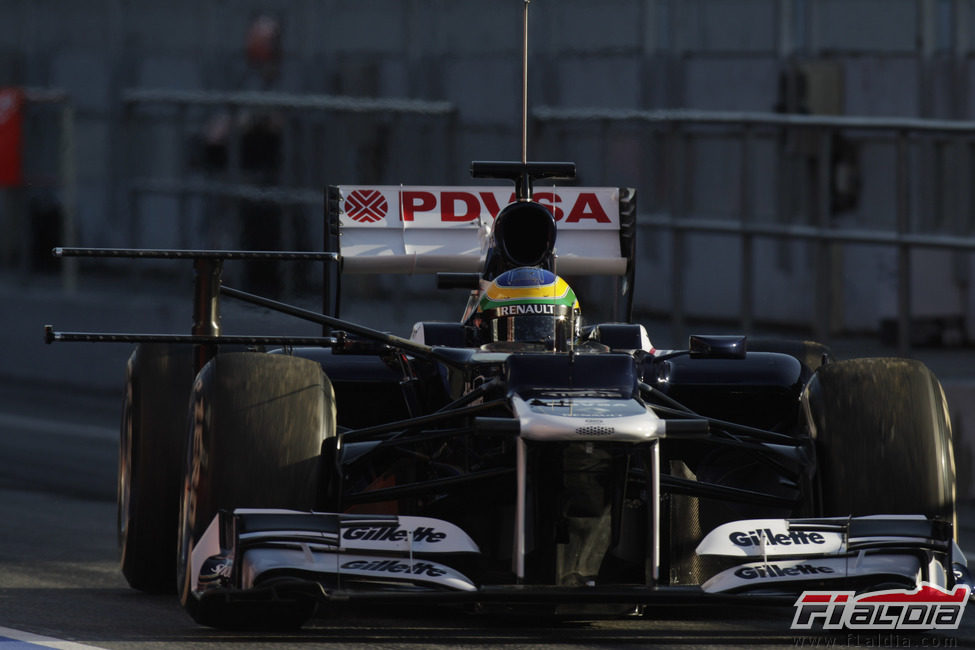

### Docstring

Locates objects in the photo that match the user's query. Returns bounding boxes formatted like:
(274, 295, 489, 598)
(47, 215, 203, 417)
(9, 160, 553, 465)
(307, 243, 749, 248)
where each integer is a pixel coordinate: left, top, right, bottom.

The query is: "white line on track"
(0, 626, 104, 649)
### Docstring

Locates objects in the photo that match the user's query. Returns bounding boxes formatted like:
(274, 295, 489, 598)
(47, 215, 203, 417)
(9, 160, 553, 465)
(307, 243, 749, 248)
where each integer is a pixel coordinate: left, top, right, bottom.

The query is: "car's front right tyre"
(803, 357, 955, 523)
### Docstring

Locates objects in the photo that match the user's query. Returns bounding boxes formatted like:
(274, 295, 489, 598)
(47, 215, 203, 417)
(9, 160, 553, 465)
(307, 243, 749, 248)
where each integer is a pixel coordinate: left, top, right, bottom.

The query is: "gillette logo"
(342, 525, 446, 543)
(729, 528, 826, 547)
(341, 559, 447, 578)
(734, 563, 834, 580)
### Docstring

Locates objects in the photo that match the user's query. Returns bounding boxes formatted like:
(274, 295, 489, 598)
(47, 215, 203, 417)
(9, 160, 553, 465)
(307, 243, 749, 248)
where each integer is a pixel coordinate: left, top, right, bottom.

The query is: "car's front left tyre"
(176, 352, 335, 629)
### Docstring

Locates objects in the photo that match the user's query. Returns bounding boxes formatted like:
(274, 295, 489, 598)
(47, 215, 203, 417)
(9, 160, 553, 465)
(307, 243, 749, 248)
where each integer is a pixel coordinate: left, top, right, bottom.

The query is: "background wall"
(3, 0, 975, 340)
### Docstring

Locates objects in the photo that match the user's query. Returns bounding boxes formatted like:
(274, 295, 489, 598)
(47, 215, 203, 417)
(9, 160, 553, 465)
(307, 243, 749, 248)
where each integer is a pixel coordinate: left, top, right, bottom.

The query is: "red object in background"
(0, 87, 24, 187)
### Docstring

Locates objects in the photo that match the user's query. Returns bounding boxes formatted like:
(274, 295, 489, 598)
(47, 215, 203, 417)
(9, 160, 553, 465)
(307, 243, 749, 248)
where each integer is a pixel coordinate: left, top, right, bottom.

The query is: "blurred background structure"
(4, 0, 975, 350)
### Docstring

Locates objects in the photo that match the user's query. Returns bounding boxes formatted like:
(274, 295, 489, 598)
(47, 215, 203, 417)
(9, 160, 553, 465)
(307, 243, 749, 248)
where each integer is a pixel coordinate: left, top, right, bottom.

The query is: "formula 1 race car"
(47, 160, 971, 630)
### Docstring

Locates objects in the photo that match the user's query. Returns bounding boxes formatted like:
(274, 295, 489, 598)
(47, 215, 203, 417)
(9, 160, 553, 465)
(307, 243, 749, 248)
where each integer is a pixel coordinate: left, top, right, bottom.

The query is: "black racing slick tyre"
(804, 358, 955, 522)
(177, 352, 335, 630)
(119, 343, 195, 593)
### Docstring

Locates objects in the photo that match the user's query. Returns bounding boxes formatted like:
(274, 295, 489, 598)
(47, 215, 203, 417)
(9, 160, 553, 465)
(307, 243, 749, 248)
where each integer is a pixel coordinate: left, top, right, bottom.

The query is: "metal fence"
(117, 88, 457, 295)
(535, 107, 975, 354)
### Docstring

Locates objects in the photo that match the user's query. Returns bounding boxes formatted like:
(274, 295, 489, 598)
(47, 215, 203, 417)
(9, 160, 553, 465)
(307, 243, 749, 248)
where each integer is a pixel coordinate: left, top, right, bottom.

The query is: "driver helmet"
(474, 267, 580, 351)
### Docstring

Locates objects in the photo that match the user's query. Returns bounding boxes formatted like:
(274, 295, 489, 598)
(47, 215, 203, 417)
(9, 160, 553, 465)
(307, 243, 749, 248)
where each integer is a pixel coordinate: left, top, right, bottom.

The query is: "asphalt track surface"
(1, 379, 974, 649)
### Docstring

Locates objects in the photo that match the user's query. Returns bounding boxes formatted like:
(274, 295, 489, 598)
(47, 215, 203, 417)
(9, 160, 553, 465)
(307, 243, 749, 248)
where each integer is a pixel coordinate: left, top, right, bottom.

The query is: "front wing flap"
(190, 509, 481, 596)
(695, 516, 965, 595)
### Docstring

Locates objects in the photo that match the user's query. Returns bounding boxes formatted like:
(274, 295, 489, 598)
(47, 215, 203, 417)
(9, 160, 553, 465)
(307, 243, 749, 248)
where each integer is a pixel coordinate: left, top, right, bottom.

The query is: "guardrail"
(535, 107, 975, 355)
(120, 88, 457, 250)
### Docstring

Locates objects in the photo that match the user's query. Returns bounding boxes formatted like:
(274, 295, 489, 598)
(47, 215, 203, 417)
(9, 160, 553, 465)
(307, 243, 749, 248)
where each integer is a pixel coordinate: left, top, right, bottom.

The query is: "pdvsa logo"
(341, 187, 617, 225)
(397, 190, 611, 223)
(345, 189, 389, 223)
(791, 583, 970, 630)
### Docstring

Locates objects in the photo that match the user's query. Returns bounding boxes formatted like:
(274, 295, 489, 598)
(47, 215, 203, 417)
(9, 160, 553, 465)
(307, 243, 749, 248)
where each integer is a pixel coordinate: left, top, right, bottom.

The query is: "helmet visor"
(482, 304, 576, 351)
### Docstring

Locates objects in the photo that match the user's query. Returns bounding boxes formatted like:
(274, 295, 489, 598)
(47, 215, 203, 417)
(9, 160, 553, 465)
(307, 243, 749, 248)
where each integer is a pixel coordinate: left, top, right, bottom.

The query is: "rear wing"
(323, 185, 637, 319)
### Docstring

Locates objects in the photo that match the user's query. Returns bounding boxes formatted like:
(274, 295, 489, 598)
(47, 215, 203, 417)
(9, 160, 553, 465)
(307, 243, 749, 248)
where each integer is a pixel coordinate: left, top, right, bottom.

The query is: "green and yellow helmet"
(474, 267, 580, 351)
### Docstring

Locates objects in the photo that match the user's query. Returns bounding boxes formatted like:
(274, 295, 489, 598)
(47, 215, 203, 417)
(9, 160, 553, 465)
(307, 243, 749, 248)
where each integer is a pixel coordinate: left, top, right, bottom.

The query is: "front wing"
(187, 510, 969, 612)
